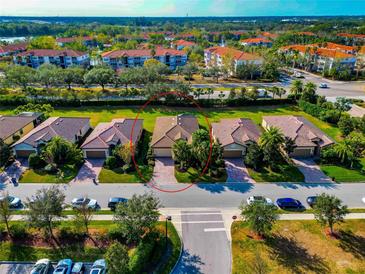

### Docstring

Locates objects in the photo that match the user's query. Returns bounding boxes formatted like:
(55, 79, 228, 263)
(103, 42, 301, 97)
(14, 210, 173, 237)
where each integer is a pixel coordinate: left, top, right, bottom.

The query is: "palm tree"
(259, 127, 285, 149)
(303, 81, 317, 95)
(334, 141, 356, 167)
(172, 140, 192, 171)
(290, 79, 303, 99)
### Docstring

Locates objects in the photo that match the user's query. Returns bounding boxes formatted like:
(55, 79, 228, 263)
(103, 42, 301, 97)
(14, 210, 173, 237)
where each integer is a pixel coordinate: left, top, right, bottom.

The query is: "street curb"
(169, 224, 184, 274)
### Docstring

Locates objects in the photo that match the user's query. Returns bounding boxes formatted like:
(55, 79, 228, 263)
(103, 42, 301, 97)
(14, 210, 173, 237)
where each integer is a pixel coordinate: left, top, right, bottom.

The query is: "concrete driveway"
(172, 210, 231, 274)
(293, 158, 332, 183)
(151, 158, 177, 184)
(70, 159, 104, 184)
(225, 158, 255, 183)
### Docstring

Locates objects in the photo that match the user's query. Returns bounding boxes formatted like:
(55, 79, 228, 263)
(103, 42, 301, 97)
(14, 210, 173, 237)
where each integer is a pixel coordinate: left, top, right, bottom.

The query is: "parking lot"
(0, 262, 93, 274)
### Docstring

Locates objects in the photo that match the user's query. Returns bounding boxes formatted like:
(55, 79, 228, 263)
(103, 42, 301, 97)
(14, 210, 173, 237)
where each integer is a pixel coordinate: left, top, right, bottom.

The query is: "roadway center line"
(204, 228, 226, 232)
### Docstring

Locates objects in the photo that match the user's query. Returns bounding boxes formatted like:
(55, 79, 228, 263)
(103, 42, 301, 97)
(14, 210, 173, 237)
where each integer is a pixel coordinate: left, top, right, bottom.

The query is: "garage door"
(153, 148, 172, 157)
(223, 150, 243, 158)
(86, 150, 106, 158)
(15, 150, 35, 158)
(291, 148, 312, 158)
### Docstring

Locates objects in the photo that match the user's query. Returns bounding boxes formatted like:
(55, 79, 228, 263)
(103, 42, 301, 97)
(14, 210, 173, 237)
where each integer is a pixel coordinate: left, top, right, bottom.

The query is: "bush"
(129, 232, 159, 273)
(105, 156, 118, 169)
(320, 146, 339, 164)
(107, 227, 126, 242)
(28, 153, 45, 169)
(10, 223, 28, 239)
(58, 226, 85, 240)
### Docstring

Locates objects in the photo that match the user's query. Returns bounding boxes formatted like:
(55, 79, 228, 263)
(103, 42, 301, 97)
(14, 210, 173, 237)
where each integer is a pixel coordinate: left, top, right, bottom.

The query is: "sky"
(0, 0, 364, 17)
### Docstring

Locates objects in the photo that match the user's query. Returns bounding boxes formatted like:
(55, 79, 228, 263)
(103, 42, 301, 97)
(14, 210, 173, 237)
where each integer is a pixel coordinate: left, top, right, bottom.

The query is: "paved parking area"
(151, 158, 177, 184)
(172, 210, 231, 274)
(0, 262, 93, 274)
(225, 158, 255, 183)
(293, 158, 332, 183)
(70, 159, 104, 184)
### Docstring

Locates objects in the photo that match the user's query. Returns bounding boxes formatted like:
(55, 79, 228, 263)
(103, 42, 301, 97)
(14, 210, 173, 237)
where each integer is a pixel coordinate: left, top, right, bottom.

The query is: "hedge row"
(0, 95, 295, 108)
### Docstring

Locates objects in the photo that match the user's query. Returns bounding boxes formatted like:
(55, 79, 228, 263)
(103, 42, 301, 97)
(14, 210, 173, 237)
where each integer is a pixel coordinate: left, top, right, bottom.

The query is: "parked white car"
(71, 197, 98, 210)
(0, 195, 21, 208)
(362, 196, 365, 204)
(246, 196, 273, 205)
(90, 259, 107, 274)
(30, 259, 51, 274)
(319, 83, 328, 88)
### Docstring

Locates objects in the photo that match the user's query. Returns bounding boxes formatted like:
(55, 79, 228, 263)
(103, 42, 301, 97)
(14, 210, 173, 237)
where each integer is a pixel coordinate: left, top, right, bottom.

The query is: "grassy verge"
(98, 165, 153, 183)
(19, 165, 79, 184)
(175, 166, 228, 183)
(0, 105, 341, 141)
(320, 158, 365, 182)
(231, 219, 365, 274)
(247, 164, 305, 182)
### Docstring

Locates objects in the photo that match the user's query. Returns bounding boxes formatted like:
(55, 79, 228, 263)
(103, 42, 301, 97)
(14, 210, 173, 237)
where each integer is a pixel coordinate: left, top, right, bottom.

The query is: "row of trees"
(240, 193, 348, 238)
(0, 188, 161, 273)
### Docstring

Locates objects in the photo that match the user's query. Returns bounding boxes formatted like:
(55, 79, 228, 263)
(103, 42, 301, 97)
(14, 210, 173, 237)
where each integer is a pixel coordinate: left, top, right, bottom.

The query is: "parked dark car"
(306, 196, 317, 207)
(108, 197, 128, 211)
(276, 198, 304, 210)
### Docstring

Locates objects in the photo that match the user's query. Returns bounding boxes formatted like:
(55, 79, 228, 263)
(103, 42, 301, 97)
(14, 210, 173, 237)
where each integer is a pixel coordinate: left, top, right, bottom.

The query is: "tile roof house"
(240, 38, 273, 47)
(0, 113, 42, 145)
(101, 48, 187, 70)
(0, 42, 28, 57)
(151, 114, 199, 157)
(12, 117, 91, 158)
(171, 39, 196, 50)
(81, 118, 143, 158)
(262, 115, 334, 158)
(212, 118, 261, 158)
(204, 46, 263, 74)
(13, 49, 90, 68)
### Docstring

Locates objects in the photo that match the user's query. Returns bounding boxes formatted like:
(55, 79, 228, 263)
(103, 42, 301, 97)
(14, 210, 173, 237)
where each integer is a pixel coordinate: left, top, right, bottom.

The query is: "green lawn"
(320, 158, 365, 182)
(98, 165, 153, 183)
(175, 167, 228, 183)
(0, 105, 342, 141)
(232, 220, 365, 274)
(247, 164, 305, 182)
(19, 165, 79, 184)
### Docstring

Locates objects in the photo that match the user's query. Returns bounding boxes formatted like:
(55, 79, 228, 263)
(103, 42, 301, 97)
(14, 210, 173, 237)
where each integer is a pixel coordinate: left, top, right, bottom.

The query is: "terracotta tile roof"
(205, 46, 263, 61)
(280, 44, 355, 59)
(212, 118, 261, 147)
(172, 39, 196, 47)
(261, 32, 279, 39)
(0, 42, 28, 54)
(56, 36, 93, 43)
(0, 115, 37, 140)
(16, 49, 87, 57)
(337, 33, 365, 39)
(101, 48, 185, 58)
(13, 117, 90, 147)
(151, 114, 199, 149)
(296, 31, 316, 36)
(240, 37, 272, 44)
(263, 115, 334, 148)
(324, 42, 355, 52)
(81, 118, 143, 149)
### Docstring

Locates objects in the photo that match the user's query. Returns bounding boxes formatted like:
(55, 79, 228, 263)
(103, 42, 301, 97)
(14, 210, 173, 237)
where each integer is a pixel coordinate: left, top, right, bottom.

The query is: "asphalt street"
(2, 182, 365, 209)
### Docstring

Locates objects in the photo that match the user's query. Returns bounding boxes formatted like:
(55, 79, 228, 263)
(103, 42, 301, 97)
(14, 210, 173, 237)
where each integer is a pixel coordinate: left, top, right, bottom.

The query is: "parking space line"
(204, 228, 226, 232)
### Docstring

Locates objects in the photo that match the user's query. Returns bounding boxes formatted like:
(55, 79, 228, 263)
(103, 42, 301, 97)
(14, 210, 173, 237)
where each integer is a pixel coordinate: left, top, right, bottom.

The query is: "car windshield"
(253, 196, 264, 201)
(85, 198, 90, 204)
(8, 197, 15, 202)
(90, 270, 101, 274)
(33, 263, 46, 270)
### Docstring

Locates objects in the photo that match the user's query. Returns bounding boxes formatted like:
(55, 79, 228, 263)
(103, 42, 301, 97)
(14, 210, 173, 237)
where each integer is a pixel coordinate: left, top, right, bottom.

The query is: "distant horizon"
(1, 0, 365, 17)
(1, 15, 365, 18)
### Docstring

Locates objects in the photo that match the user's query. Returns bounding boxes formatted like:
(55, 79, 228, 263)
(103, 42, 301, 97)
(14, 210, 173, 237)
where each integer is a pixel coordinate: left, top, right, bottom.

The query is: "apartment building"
(0, 42, 28, 57)
(204, 46, 263, 74)
(101, 48, 187, 70)
(240, 37, 273, 47)
(280, 44, 357, 72)
(13, 49, 90, 68)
